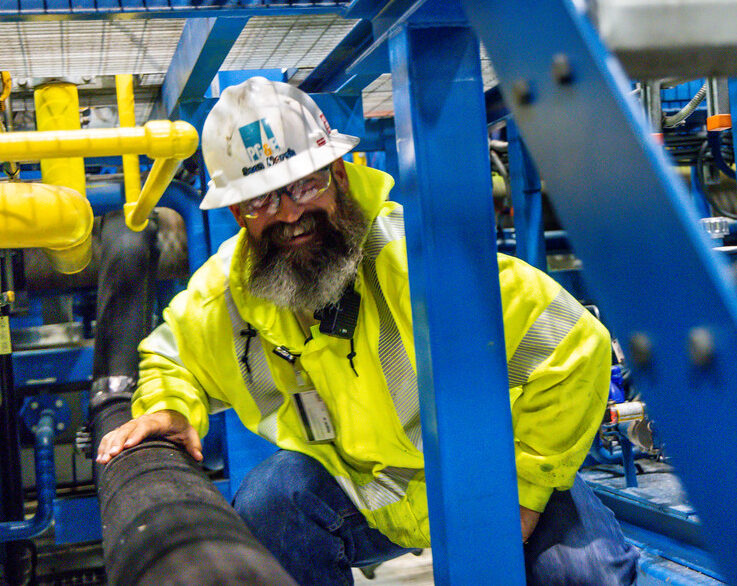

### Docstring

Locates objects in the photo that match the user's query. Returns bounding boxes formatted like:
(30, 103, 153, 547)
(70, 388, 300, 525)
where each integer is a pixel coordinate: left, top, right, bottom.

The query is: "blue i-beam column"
(388, 17, 525, 585)
(507, 119, 546, 271)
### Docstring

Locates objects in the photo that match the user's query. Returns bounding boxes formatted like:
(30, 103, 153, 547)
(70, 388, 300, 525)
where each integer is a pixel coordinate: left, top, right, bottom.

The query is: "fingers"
(95, 410, 203, 464)
(183, 425, 204, 462)
(96, 421, 138, 464)
(96, 412, 162, 464)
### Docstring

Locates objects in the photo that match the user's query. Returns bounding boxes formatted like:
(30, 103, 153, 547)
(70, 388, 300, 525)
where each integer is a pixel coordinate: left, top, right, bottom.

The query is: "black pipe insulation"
(90, 210, 296, 585)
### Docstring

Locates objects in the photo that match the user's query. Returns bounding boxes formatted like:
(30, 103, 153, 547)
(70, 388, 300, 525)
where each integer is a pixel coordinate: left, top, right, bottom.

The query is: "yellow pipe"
(0, 120, 198, 161)
(34, 83, 86, 197)
(115, 74, 142, 204)
(34, 82, 90, 272)
(123, 157, 181, 231)
(0, 182, 93, 274)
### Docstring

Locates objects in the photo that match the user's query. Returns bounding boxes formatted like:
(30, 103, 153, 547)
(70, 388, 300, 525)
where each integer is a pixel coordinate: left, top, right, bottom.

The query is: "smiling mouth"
(275, 223, 316, 247)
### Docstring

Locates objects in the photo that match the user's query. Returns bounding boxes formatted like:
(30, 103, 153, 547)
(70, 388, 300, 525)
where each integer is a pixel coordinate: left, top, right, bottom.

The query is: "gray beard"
(246, 190, 368, 312)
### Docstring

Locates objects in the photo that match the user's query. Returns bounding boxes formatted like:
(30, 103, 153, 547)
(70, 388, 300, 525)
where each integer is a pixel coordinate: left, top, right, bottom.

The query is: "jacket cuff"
(132, 397, 208, 437)
(517, 476, 554, 513)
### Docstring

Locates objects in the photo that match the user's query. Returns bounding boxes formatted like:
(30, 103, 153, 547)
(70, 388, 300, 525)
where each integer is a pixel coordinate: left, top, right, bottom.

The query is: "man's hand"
(96, 409, 202, 464)
(520, 505, 541, 543)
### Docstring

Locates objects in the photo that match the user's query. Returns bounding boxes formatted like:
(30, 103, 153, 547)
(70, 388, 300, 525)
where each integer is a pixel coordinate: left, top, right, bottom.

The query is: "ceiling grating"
(0, 14, 498, 128)
(222, 14, 359, 71)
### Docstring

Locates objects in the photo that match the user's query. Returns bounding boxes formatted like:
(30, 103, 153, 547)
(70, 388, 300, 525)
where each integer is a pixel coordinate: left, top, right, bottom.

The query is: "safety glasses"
(241, 166, 332, 219)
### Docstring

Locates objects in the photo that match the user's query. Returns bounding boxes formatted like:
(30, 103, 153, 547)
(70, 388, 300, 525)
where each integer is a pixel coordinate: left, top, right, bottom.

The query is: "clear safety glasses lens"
(243, 167, 332, 219)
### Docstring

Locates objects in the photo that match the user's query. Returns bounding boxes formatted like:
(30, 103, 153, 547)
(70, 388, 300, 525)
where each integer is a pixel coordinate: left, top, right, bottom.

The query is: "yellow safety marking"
(0, 315, 11, 355)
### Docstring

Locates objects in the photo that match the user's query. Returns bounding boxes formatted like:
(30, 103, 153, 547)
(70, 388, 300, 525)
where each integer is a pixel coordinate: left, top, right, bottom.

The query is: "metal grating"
(222, 14, 359, 71)
(0, 14, 499, 127)
(0, 19, 186, 78)
(0, 1, 349, 19)
(363, 73, 393, 117)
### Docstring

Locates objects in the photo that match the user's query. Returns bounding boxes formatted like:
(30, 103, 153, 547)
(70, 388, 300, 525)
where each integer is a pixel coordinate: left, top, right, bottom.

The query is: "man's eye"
(248, 194, 271, 209)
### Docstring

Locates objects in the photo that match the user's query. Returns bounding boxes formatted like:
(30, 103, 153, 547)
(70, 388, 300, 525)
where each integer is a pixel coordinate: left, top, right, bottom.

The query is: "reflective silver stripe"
(362, 209, 423, 451)
(208, 397, 231, 414)
(507, 289, 584, 387)
(224, 287, 283, 442)
(335, 466, 421, 512)
(145, 322, 185, 366)
(217, 234, 240, 279)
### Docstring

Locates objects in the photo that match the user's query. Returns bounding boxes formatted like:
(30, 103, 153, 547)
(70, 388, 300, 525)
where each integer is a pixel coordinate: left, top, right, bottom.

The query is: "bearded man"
(97, 77, 638, 585)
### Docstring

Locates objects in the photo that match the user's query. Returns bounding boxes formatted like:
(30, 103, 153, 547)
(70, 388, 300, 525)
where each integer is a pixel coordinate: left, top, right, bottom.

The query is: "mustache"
(262, 210, 326, 246)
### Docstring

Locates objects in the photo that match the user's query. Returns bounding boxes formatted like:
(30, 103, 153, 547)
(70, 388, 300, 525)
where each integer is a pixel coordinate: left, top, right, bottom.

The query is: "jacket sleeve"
(132, 321, 212, 438)
(131, 275, 230, 438)
(500, 255, 610, 512)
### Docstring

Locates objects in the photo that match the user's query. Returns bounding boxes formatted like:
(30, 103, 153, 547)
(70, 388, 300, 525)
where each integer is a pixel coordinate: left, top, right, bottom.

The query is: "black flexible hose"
(92, 425, 296, 586)
(90, 210, 296, 585)
(696, 140, 737, 220)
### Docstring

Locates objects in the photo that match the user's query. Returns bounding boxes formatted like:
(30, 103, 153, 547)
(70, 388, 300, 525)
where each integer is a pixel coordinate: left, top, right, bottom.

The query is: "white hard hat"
(199, 77, 360, 210)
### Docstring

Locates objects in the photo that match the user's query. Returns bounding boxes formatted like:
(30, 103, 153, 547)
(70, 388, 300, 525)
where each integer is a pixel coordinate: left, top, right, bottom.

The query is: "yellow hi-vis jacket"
(133, 162, 611, 549)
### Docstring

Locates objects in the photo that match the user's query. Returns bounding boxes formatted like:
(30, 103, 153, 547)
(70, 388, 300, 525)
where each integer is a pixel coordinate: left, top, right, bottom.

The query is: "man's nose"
(274, 193, 303, 223)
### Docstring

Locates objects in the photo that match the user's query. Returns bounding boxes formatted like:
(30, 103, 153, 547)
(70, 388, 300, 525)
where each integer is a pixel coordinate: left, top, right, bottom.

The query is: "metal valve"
(75, 425, 93, 459)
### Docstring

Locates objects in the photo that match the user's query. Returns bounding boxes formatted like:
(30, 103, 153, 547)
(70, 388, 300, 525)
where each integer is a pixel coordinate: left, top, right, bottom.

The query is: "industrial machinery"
(0, 1, 736, 584)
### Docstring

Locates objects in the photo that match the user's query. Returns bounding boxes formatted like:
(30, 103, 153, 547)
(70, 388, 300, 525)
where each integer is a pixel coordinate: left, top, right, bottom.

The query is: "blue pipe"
(589, 432, 647, 466)
(0, 411, 56, 542)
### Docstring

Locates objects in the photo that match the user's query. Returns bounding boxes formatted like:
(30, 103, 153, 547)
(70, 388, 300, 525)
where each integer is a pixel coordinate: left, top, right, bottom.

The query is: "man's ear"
(229, 204, 247, 227)
(331, 158, 350, 193)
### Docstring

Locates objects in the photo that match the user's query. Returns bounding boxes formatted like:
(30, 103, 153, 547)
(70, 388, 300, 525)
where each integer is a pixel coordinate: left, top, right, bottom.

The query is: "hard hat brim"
(199, 132, 360, 210)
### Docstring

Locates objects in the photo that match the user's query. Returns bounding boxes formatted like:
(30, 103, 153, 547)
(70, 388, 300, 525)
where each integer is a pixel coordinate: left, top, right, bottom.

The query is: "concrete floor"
(353, 549, 434, 585)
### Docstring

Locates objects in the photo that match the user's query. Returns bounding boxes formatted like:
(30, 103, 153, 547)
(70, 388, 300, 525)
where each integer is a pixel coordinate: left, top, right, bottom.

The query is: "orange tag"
(707, 114, 732, 132)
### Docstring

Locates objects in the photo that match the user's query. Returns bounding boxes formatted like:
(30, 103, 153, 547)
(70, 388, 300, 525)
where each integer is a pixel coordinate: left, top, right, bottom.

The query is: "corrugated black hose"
(90, 210, 295, 585)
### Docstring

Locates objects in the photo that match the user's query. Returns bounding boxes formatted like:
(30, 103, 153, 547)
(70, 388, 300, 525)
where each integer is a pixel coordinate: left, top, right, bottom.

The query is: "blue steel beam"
(299, 19, 375, 94)
(346, 0, 466, 81)
(461, 0, 737, 582)
(160, 17, 249, 120)
(507, 119, 546, 270)
(388, 4, 525, 584)
(0, 1, 349, 21)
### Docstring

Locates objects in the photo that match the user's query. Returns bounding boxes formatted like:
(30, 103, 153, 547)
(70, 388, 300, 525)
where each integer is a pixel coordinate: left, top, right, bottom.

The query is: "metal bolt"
(512, 80, 533, 105)
(552, 53, 573, 84)
(56, 422, 66, 432)
(688, 327, 714, 367)
(629, 332, 653, 367)
(55, 399, 64, 409)
(30, 401, 39, 410)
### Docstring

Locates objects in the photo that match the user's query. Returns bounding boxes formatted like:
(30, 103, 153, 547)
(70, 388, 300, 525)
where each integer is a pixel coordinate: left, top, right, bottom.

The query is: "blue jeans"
(232, 450, 638, 585)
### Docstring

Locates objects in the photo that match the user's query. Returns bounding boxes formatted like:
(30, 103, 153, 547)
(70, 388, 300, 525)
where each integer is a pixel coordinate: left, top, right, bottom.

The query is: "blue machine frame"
(462, 0, 737, 583)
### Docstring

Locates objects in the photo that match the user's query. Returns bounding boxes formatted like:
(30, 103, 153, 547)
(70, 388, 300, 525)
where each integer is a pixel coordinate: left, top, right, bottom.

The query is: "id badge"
(292, 390, 335, 443)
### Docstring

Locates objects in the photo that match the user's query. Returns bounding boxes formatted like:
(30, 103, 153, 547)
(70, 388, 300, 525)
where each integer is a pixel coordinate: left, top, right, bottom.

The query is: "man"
(97, 77, 638, 584)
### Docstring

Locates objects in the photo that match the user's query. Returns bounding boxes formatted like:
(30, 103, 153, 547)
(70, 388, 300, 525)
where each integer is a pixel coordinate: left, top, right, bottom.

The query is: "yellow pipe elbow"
(142, 121, 199, 159)
(123, 157, 181, 231)
(0, 183, 93, 274)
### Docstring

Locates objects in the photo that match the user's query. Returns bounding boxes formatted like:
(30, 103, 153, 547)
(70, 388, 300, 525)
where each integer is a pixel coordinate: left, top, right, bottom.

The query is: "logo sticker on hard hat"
(239, 119, 296, 177)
